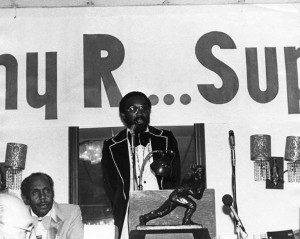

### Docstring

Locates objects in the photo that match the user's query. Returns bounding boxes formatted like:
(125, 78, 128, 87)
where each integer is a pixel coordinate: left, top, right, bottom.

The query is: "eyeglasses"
(127, 105, 150, 114)
(0, 222, 34, 239)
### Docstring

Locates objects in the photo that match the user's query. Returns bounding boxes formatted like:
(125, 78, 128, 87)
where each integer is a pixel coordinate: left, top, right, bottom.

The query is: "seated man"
(0, 192, 34, 239)
(21, 172, 84, 239)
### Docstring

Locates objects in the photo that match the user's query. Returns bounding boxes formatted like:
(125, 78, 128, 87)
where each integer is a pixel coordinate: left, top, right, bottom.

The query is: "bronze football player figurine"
(139, 164, 206, 226)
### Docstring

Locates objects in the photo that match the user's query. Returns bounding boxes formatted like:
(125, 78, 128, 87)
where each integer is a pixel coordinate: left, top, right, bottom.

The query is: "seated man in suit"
(21, 172, 84, 239)
(0, 192, 34, 239)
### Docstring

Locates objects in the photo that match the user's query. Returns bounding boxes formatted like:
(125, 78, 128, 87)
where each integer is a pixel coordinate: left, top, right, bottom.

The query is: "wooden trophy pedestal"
(130, 225, 211, 239)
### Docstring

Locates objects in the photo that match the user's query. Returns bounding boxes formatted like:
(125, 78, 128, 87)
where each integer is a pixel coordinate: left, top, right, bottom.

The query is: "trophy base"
(136, 225, 203, 230)
(130, 226, 210, 239)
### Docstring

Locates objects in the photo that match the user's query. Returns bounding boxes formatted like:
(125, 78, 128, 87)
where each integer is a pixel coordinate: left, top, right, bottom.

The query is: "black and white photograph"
(1, 1, 300, 239)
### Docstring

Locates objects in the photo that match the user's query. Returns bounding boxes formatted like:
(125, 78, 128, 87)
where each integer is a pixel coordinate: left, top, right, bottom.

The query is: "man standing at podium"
(102, 91, 181, 239)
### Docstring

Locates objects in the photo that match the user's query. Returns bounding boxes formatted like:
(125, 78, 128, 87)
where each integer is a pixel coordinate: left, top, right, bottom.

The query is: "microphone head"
(130, 124, 137, 134)
(229, 130, 235, 147)
(222, 194, 233, 206)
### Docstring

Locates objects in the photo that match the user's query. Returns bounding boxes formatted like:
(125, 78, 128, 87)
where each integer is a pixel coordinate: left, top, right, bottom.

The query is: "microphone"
(229, 130, 236, 166)
(130, 124, 137, 134)
(130, 124, 137, 190)
(229, 130, 235, 148)
(222, 194, 246, 233)
(130, 124, 137, 153)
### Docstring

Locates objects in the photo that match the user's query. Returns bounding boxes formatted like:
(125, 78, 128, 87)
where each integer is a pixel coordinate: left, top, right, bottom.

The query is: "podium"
(128, 189, 216, 239)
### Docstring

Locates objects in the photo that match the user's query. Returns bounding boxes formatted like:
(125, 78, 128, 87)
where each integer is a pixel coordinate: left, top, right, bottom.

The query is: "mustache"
(133, 116, 147, 123)
(132, 117, 148, 133)
(38, 202, 50, 206)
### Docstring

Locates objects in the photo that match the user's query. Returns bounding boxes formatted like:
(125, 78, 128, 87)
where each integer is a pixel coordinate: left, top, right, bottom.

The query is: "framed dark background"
(69, 124, 206, 224)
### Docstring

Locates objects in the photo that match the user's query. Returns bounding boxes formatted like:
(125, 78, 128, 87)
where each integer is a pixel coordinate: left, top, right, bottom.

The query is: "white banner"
(1, 4, 300, 127)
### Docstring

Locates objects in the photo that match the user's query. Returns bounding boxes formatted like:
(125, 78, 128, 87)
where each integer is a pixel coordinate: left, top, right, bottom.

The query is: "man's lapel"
(50, 202, 64, 235)
(108, 128, 131, 199)
(110, 129, 131, 180)
(149, 127, 168, 153)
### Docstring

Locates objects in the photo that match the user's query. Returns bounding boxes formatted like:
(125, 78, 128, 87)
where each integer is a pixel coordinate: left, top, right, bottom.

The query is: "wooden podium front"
(128, 189, 216, 239)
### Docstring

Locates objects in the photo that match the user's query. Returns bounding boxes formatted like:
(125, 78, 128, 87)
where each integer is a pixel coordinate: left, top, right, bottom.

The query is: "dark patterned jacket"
(101, 126, 181, 238)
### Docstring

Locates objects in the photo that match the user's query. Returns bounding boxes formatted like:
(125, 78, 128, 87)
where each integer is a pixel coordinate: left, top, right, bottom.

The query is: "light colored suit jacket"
(31, 202, 84, 239)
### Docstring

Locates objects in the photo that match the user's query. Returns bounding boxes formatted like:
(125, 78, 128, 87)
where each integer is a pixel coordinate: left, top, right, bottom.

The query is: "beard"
(126, 116, 149, 133)
(135, 122, 147, 133)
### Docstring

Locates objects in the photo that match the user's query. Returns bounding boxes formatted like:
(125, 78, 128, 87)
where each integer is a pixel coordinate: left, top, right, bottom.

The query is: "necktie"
(34, 216, 51, 239)
(128, 132, 150, 147)
(36, 217, 47, 239)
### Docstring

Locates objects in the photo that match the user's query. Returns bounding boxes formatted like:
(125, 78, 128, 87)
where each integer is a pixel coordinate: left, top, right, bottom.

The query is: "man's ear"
(21, 194, 30, 205)
(120, 113, 126, 122)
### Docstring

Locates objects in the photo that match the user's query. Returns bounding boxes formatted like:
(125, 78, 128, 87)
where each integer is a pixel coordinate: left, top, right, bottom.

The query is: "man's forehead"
(29, 176, 50, 189)
(125, 95, 148, 106)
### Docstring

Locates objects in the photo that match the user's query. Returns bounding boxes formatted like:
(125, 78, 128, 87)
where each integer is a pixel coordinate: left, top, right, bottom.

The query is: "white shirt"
(127, 129, 159, 191)
(121, 130, 159, 239)
(134, 143, 160, 191)
(31, 208, 56, 239)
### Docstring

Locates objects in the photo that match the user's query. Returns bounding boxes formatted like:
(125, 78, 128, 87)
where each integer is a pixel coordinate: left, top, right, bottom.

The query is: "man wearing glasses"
(0, 192, 34, 239)
(102, 91, 181, 239)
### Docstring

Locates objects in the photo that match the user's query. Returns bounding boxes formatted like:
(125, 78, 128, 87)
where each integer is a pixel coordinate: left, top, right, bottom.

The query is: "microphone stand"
(231, 149, 247, 239)
(131, 131, 138, 190)
(222, 194, 247, 239)
(230, 144, 239, 238)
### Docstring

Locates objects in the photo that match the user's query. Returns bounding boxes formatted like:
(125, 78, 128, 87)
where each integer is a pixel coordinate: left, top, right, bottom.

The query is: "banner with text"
(1, 4, 300, 128)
